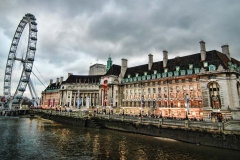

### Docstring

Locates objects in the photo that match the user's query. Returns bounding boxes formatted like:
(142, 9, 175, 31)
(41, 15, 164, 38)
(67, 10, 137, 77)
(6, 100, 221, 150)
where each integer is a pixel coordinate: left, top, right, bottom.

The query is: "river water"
(0, 117, 239, 160)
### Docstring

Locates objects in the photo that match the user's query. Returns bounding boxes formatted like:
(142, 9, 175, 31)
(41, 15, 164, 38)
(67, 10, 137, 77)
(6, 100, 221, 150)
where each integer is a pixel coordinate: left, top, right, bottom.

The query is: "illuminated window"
(136, 73, 139, 77)
(176, 66, 180, 71)
(154, 70, 157, 74)
(164, 68, 168, 73)
(203, 62, 208, 67)
(144, 72, 147, 76)
(189, 64, 193, 69)
(128, 74, 131, 78)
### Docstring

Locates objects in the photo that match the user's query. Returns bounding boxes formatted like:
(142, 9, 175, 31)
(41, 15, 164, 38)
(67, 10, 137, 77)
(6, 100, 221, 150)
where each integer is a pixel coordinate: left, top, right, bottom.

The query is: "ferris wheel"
(3, 13, 38, 109)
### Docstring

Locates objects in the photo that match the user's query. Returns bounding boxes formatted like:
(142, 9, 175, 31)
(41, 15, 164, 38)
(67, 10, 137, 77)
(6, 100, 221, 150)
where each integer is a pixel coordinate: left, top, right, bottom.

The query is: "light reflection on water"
(0, 117, 239, 160)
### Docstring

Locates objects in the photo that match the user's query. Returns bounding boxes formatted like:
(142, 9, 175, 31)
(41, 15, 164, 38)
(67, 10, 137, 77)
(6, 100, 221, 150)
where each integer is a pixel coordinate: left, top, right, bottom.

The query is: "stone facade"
(42, 41, 240, 121)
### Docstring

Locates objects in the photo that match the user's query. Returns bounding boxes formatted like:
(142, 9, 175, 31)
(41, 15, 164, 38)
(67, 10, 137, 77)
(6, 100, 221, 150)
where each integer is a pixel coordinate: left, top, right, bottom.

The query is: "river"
(0, 117, 239, 160)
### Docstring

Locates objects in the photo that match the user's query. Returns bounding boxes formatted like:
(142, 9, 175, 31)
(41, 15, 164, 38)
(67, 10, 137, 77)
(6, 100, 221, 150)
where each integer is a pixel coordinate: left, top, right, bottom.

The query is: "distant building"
(89, 63, 106, 75)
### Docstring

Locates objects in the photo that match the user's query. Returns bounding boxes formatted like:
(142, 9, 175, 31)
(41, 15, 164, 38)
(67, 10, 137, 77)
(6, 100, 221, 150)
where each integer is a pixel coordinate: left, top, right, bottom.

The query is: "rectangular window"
(176, 66, 180, 71)
(189, 64, 193, 69)
(162, 73, 167, 78)
(203, 61, 208, 67)
(148, 88, 151, 93)
(153, 88, 156, 93)
(187, 69, 193, 74)
(194, 68, 200, 74)
(180, 70, 186, 76)
(168, 72, 173, 77)
(174, 71, 179, 76)
(157, 73, 161, 78)
(164, 68, 168, 73)
(158, 87, 161, 92)
(154, 70, 157, 74)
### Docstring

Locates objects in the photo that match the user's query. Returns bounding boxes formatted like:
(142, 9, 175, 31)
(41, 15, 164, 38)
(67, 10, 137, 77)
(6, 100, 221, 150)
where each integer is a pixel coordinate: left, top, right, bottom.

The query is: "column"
(90, 93, 92, 106)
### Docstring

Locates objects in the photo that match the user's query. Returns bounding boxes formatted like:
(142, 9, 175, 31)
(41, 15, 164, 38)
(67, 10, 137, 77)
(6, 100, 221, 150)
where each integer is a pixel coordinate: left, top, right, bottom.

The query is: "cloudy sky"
(0, 0, 240, 98)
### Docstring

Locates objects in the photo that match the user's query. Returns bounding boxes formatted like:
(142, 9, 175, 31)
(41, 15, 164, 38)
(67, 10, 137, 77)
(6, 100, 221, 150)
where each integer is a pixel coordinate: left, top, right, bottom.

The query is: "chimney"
(68, 73, 73, 77)
(49, 79, 53, 86)
(163, 50, 168, 68)
(221, 45, 231, 60)
(60, 77, 63, 84)
(148, 54, 153, 70)
(56, 78, 59, 85)
(119, 58, 128, 82)
(200, 41, 206, 61)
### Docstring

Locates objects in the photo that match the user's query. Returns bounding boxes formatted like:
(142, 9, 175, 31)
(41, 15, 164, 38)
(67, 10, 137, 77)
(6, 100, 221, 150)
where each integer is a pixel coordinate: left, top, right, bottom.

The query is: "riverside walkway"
(30, 108, 240, 132)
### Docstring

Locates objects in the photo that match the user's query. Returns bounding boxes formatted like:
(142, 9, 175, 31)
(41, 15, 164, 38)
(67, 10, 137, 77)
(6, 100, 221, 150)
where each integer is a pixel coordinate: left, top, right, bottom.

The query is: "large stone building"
(42, 41, 240, 121)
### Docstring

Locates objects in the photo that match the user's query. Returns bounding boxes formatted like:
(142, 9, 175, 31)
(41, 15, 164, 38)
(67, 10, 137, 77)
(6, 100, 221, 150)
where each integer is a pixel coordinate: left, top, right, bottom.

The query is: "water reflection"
(0, 117, 239, 160)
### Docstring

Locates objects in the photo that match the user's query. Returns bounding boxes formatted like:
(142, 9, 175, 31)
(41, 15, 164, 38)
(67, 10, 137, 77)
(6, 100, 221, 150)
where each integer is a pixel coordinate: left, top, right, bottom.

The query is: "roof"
(105, 64, 121, 76)
(62, 75, 102, 84)
(124, 50, 240, 78)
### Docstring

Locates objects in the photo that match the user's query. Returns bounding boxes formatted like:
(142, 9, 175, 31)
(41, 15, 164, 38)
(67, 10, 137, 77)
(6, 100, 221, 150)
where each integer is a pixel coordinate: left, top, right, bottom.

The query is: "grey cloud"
(0, 0, 240, 97)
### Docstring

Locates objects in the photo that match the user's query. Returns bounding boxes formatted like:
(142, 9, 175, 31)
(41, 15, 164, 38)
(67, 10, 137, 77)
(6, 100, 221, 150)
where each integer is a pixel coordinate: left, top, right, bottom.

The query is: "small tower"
(106, 55, 113, 72)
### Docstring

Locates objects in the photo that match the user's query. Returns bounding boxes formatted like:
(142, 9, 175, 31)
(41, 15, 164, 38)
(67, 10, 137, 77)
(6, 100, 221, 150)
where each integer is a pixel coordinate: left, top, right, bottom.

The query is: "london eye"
(3, 13, 38, 110)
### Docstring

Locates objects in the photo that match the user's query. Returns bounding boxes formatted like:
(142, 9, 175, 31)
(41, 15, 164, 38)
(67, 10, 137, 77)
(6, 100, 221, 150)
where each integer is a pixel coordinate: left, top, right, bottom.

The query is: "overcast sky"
(0, 0, 240, 98)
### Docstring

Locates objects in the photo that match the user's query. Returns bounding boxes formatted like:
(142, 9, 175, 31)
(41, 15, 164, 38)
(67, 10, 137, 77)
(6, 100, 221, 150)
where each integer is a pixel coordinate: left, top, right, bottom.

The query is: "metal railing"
(32, 108, 224, 131)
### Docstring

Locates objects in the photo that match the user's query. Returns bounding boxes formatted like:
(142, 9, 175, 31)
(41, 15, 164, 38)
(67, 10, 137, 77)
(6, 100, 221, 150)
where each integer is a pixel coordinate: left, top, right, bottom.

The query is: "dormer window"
(194, 68, 200, 74)
(180, 70, 186, 76)
(189, 64, 193, 69)
(176, 66, 180, 71)
(168, 72, 173, 77)
(128, 74, 131, 78)
(187, 69, 193, 74)
(237, 66, 240, 72)
(136, 73, 139, 77)
(144, 72, 147, 76)
(209, 64, 216, 71)
(164, 68, 168, 73)
(203, 62, 208, 67)
(154, 70, 157, 74)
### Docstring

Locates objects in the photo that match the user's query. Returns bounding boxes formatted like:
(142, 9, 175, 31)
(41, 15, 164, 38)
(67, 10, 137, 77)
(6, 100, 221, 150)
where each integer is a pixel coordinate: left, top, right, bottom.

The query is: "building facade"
(101, 41, 240, 121)
(42, 41, 240, 121)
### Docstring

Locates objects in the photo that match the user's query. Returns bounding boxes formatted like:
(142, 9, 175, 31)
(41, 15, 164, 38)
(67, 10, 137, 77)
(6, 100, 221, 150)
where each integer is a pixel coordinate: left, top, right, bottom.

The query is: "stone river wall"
(39, 113, 240, 150)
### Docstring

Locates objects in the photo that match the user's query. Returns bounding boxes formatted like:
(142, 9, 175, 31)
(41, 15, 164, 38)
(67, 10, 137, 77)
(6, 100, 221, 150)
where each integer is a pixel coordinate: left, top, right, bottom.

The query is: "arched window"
(208, 82, 221, 109)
